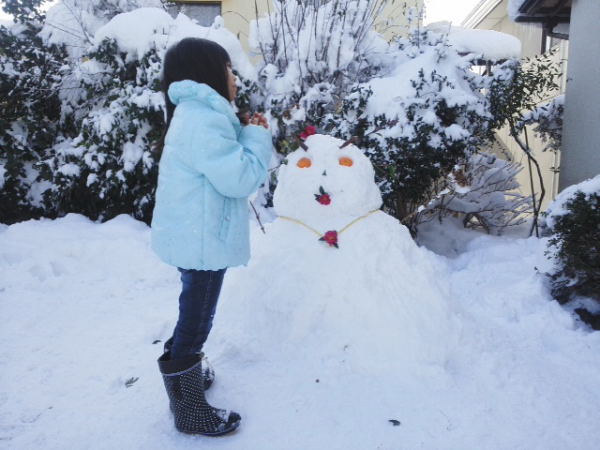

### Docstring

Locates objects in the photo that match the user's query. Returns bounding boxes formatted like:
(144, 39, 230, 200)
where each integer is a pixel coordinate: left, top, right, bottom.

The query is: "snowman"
(273, 134, 384, 249)
(212, 134, 457, 373)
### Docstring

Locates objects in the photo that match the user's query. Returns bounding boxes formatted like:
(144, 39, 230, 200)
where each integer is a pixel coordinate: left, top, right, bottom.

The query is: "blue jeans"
(169, 268, 227, 359)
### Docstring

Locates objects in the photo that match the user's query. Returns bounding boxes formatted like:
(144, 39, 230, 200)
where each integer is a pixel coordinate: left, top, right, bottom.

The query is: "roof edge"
(461, 0, 504, 29)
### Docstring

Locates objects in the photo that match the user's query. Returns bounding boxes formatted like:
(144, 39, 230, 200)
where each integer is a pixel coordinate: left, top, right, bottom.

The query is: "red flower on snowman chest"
(319, 230, 339, 248)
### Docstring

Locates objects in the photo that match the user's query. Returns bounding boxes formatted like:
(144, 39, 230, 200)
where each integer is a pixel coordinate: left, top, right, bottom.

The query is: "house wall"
(374, 0, 422, 40)
(172, 0, 270, 52)
(559, 0, 600, 190)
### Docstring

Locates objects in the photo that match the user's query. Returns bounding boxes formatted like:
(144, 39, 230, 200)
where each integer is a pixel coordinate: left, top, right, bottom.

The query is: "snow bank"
(544, 174, 600, 228)
(427, 22, 522, 60)
(2, 214, 600, 449)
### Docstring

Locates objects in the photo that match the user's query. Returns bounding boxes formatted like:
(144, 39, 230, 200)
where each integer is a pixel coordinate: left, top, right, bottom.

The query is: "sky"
(1, 0, 484, 27)
(424, 0, 483, 25)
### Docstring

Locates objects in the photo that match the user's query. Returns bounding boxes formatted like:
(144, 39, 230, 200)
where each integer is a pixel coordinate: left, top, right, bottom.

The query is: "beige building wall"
(374, 0, 423, 40)
(173, 0, 270, 52)
(463, 0, 568, 211)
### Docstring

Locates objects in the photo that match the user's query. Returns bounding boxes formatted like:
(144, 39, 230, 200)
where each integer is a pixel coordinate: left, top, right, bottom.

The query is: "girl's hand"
(238, 111, 250, 125)
(249, 112, 269, 129)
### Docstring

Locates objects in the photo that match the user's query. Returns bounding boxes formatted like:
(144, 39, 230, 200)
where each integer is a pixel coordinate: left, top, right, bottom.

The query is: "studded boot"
(158, 352, 241, 436)
(163, 337, 215, 390)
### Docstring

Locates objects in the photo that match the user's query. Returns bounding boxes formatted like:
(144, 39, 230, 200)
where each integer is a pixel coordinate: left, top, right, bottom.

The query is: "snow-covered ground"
(1, 214, 599, 450)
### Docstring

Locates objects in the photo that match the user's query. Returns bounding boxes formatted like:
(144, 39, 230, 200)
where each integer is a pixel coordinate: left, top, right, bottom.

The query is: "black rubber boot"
(163, 337, 215, 390)
(158, 352, 241, 436)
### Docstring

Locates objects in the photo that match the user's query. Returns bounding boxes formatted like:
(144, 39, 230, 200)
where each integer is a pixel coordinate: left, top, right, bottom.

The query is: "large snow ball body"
(212, 135, 458, 374)
(273, 134, 383, 228)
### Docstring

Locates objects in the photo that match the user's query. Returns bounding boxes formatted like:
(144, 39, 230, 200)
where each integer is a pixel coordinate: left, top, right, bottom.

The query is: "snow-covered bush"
(42, 34, 165, 222)
(1, 1, 254, 224)
(250, 0, 391, 136)
(417, 152, 532, 235)
(39, 0, 165, 54)
(544, 175, 600, 329)
(2, 0, 549, 232)
(486, 50, 562, 234)
(518, 94, 563, 153)
(0, 3, 70, 223)
(250, 1, 493, 226)
(356, 28, 493, 224)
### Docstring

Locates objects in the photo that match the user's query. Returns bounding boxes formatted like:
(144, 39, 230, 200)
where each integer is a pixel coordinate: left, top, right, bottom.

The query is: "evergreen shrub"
(546, 185, 600, 329)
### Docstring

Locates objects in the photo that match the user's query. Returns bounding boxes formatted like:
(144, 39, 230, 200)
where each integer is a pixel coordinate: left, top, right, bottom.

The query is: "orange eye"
(297, 157, 312, 168)
(339, 157, 354, 167)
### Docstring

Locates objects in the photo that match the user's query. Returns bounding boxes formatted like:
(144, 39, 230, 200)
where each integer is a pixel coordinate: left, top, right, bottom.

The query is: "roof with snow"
(427, 21, 521, 61)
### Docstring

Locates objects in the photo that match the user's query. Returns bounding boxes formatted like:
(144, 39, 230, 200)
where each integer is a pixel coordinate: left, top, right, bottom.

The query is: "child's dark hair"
(156, 37, 232, 153)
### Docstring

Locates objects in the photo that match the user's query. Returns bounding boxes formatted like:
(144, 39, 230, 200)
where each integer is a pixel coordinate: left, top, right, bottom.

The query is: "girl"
(151, 37, 271, 436)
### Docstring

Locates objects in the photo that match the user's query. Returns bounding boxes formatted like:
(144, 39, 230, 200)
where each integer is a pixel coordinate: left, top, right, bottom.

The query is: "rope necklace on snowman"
(278, 209, 380, 248)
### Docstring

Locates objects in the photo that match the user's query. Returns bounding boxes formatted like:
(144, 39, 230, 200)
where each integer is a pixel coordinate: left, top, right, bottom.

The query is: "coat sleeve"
(188, 112, 273, 199)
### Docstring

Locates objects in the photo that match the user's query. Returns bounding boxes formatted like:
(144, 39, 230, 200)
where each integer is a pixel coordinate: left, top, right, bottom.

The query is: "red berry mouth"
(314, 186, 331, 205)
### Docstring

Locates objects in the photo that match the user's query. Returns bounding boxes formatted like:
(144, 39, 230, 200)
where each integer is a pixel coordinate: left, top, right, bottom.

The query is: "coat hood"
(168, 79, 240, 131)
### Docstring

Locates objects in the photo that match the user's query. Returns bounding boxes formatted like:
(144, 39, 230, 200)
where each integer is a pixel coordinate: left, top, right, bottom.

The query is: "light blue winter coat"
(151, 80, 272, 270)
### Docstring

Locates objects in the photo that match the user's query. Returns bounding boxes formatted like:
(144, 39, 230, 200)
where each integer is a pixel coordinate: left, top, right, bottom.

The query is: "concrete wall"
(559, 0, 600, 190)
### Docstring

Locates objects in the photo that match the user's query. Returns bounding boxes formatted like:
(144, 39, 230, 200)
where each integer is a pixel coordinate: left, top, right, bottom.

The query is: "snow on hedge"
(39, 1, 163, 58)
(427, 21, 522, 60)
(248, 0, 392, 126)
(0, 163, 6, 190)
(93, 8, 255, 80)
(365, 41, 482, 120)
(93, 7, 171, 60)
(544, 174, 600, 228)
(363, 29, 487, 144)
(41, 2, 255, 80)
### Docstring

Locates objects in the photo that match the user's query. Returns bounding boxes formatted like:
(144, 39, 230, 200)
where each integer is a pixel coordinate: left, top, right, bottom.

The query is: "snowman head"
(273, 134, 383, 222)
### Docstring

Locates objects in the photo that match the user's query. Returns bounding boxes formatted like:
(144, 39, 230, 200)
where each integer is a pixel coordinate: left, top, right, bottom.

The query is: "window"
(173, 2, 222, 27)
